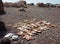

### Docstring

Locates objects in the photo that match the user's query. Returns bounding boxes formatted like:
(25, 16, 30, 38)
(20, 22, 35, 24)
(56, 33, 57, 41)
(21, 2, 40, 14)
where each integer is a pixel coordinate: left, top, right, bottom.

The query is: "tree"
(30, 3, 34, 5)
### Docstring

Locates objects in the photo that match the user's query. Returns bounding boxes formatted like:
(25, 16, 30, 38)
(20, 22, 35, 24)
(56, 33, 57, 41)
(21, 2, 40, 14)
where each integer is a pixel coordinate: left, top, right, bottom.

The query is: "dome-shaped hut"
(17, 0, 27, 8)
(36, 3, 45, 7)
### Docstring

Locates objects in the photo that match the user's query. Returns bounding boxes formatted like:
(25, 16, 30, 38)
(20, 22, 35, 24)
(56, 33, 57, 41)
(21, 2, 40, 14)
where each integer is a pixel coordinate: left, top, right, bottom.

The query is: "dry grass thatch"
(7, 19, 56, 40)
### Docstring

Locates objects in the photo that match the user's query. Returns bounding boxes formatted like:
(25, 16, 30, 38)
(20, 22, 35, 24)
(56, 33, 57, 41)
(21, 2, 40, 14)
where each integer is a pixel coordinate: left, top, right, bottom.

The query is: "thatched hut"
(17, 1, 27, 8)
(36, 3, 45, 7)
(0, 0, 5, 15)
(55, 4, 60, 8)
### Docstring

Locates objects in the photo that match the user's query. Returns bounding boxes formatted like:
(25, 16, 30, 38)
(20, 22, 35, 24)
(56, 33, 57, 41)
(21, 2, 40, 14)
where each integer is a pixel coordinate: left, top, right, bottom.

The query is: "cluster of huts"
(0, 0, 60, 15)
(3, 2, 60, 8)
(3, 1, 27, 8)
(0, 0, 27, 14)
(36, 3, 60, 8)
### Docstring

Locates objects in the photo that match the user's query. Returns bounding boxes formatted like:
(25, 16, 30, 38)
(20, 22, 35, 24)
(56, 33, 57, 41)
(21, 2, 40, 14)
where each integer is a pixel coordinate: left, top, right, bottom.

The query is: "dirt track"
(0, 6, 60, 44)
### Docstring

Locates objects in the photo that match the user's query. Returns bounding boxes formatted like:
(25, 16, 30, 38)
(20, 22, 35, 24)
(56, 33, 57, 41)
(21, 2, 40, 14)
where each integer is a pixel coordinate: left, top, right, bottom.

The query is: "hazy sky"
(2, 0, 60, 4)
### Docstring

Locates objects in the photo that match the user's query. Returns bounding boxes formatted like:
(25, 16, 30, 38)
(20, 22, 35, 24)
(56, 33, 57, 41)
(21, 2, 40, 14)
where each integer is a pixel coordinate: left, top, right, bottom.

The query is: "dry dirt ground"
(0, 6, 60, 44)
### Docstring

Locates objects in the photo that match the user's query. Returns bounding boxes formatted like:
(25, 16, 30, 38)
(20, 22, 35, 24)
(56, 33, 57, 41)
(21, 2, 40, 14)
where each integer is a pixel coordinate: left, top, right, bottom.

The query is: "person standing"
(1, 38, 11, 44)
(0, 0, 5, 15)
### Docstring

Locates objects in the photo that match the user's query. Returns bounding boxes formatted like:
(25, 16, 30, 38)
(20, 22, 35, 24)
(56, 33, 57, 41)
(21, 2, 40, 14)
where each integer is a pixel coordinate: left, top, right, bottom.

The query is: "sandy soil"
(0, 6, 60, 44)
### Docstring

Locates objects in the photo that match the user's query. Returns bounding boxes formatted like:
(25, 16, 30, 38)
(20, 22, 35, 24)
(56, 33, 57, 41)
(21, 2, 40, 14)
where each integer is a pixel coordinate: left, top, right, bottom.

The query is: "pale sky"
(2, 0, 60, 4)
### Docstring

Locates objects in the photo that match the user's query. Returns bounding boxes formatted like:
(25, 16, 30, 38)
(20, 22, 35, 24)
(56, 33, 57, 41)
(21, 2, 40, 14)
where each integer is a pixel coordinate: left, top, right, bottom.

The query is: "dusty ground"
(0, 6, 60, 44)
